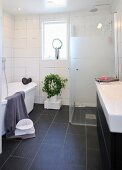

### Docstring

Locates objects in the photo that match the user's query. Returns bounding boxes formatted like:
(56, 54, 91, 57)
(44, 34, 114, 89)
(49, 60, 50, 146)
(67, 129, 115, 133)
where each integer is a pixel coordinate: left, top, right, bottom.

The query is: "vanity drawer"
(97, 95, 116, 170)
(97, 96, 113, 158)
(97, 109, 111, 170)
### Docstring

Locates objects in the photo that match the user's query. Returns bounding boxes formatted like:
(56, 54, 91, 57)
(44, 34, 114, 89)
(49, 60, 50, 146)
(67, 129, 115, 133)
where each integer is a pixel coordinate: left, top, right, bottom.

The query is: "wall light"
(97, 23, 103, 29)
(18, 8, 21, 11)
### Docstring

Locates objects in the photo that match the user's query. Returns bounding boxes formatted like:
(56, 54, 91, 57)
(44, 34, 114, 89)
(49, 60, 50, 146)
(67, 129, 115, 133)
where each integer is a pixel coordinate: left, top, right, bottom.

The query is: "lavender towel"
(5, 91, 29, 138)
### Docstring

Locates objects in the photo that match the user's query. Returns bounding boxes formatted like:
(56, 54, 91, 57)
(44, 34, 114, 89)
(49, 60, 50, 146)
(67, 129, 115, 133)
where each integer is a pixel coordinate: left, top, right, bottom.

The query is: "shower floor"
(71, 107, 97, 126)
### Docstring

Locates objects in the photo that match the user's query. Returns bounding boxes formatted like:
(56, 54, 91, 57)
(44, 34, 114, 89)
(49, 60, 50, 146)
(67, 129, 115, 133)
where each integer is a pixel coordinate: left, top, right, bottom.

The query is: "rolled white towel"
(16, 119, 34, 130)
(15, 119, 35, 138)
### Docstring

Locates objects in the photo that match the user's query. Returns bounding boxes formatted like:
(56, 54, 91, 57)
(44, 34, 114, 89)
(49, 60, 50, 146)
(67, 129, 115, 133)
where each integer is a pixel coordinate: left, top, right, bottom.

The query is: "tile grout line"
(0, 108, 57, 170)
(87, 147, 100, 151)
(62, 123, 69, 148)
(10, 155, 30, 160)
(0, 140, 22, 170)
(28, 109, 59, 170)
(71, 122, 97, 127)
(0, 106, 46, 169)
(55, 122, 69, 168)
(65, 133, 85, 137)
(33, 109, 45, 125)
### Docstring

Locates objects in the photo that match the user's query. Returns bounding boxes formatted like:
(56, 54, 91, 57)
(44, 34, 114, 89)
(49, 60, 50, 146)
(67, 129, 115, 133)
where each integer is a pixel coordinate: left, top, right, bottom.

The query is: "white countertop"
(96, 81, 122, 133)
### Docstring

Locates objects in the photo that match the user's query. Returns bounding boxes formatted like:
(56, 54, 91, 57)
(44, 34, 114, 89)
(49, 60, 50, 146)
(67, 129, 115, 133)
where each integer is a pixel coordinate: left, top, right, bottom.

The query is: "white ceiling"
(3, 0, 113, 15)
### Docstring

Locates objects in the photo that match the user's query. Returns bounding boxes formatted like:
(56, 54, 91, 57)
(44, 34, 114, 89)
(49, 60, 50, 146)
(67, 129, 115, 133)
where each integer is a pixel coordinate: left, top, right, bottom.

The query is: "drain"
(85, 114, 96, 120)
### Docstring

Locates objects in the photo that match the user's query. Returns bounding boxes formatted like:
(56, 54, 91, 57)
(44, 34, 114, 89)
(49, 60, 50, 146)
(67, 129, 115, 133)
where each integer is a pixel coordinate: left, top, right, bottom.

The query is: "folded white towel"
(16, 119, 33, 130)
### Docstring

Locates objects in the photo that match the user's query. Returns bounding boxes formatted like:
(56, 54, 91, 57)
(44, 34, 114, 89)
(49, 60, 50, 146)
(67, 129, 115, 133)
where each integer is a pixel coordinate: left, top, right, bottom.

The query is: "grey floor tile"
(48, 122, 68, 134)
(43, 109, 58, 118)
(87, 127, 99, 150)
(43, 133, 65, 147)
(68, 124, 85, 135)
(30, 144, 62, 169)
(0, 139, 21, 168)
(0, 104, 102, 170)
(30, 163, 58, 170)
(85, 119, 97, 126)
(34, 117, 51, 133)
(12, 131, 46, 159)
(1, 156, 31, 170)
(29, 104, 44, 123)
(71, 107, 97, 126)
(54, 106, 69, 123)
(87, 149, 103, 170)
(43, 123, 68, 146)
(64, 133, 86, 151)
(57, 163, 86, 170)
(59, 148, 86, 166)
(72, 107, 85, 124)
(87, 126, 98, 136)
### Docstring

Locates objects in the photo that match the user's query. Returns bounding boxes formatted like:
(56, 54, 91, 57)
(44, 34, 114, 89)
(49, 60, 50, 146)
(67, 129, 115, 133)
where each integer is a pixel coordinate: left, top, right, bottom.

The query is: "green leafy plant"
(42, 74, 68, 98)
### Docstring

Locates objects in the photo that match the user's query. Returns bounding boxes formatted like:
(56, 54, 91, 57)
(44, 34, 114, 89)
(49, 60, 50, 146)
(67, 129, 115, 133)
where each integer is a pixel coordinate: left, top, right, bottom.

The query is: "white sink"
(96, 81, 122, 133)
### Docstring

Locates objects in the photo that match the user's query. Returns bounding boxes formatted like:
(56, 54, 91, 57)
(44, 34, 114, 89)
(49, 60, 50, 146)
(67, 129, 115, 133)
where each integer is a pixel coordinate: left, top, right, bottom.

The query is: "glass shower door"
(69, 36, 115, 125)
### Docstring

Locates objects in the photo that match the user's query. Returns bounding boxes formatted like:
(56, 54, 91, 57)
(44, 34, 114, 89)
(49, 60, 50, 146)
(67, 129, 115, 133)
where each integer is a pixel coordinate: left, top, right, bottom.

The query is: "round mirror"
(52, 38, 62, 49)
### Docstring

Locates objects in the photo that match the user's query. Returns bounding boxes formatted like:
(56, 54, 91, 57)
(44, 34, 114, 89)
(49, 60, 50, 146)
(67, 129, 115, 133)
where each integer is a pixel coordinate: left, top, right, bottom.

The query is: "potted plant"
(42, 74, 67, 109)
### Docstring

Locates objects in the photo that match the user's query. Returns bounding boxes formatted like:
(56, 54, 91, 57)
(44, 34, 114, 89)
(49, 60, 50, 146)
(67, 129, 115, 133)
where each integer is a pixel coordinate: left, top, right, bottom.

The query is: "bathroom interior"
(0, 0, 122, 170)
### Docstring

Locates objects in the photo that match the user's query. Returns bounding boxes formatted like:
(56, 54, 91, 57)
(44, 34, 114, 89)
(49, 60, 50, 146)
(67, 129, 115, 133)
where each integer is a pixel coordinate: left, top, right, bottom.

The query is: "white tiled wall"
(12, 14, 69, 105)
(70, 11, 113, 37)
(13, 15, 40, 103)
(3, 12, 14, 82)
(112, 0, 122, 12)
(3, 11, 114, 106)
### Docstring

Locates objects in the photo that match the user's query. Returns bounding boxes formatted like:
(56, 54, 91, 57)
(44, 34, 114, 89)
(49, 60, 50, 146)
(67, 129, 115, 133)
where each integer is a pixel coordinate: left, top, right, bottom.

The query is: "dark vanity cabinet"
(97, 95, 122, 170)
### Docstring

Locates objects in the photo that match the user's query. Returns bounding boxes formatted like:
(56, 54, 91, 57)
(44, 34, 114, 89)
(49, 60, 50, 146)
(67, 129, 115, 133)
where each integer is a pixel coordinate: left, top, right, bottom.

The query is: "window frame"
(42, 20, 68, 61)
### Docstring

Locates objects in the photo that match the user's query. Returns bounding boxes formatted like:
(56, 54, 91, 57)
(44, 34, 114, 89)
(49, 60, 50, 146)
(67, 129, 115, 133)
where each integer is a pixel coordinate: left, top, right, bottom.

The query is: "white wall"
(3, 11, 114, 106)
(112, 1, 122, 80)
(2, 12, 14, 99)
(13, 15, 40, 103)
(3, 12, 14, 82)
(112, 0, 122, 12)
(13, 14, 69, 105)
(70, 11, 113, 38)
(0, 0, 3, 154)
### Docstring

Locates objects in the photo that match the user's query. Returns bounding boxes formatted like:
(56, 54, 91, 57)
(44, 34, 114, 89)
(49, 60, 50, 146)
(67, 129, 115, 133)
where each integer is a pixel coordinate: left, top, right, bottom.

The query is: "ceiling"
(3, 0, 113, 15)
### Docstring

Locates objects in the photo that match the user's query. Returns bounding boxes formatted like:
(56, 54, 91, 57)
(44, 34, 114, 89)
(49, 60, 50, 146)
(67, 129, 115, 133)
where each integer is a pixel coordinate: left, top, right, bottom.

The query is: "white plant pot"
(49, 95, 58, 102)
(44, 95, 61, 110)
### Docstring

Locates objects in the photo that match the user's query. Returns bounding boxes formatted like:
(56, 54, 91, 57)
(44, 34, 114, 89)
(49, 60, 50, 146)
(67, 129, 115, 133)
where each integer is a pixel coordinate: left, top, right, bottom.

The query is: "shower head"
(89, 3, 111, 13)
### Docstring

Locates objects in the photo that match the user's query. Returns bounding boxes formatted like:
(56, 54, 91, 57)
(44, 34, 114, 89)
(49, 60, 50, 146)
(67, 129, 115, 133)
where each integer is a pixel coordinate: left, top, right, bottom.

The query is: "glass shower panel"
(69, 36, 115, 125)
(69, 66, 75, 123)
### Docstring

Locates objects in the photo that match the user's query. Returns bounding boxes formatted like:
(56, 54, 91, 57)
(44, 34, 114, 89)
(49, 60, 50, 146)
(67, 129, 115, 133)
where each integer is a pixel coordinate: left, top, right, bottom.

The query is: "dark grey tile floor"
(72, 107, 97, 126)
(0, 104, 102, 170)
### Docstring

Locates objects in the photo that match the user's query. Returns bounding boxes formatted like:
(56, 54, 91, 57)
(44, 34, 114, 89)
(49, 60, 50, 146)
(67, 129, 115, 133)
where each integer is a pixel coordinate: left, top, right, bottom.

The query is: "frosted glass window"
(42, 22, 68, 60)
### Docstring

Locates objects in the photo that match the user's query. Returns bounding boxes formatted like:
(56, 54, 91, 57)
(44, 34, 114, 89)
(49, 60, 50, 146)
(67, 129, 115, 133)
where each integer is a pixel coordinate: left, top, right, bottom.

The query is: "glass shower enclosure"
(69, 36, 115, 126)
